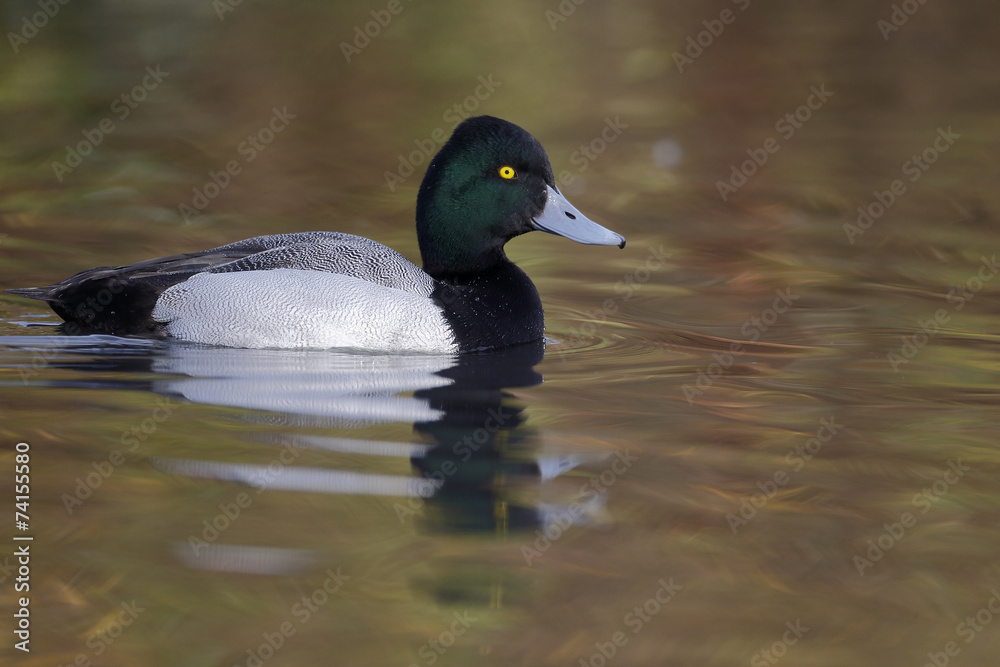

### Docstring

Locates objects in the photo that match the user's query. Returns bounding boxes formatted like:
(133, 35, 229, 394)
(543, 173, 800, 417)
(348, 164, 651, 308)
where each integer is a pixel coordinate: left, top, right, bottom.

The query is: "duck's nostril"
(565, 212, 576, 220)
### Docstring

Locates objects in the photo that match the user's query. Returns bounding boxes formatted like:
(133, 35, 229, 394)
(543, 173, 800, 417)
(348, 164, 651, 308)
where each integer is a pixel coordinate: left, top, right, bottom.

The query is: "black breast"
(433, 262, 544, 352)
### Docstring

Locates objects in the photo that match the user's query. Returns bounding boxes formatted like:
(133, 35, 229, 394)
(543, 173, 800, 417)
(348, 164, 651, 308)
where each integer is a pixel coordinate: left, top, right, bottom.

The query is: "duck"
(7, 116, 625, 353)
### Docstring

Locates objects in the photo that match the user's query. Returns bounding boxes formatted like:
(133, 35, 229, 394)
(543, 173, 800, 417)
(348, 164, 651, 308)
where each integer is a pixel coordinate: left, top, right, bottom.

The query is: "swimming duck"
(8, 116, 625, 352)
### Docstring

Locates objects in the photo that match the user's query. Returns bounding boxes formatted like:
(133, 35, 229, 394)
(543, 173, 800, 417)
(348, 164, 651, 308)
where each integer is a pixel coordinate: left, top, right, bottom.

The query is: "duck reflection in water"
(409, 339, 602, 534)
(144, 339, 606, 541)
(4, 333, 608, 572)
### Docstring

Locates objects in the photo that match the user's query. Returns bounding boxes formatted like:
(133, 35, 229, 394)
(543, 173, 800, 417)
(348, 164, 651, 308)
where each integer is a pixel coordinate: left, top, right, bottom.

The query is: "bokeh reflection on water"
(3, 0, 1000, 666)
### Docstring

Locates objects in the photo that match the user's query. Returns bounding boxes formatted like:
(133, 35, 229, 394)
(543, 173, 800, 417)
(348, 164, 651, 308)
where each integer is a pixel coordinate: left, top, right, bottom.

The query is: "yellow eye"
(498, 165, 516, 180)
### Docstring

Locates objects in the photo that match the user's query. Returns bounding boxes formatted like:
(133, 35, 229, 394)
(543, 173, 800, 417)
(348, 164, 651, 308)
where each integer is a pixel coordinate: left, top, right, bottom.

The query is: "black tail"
(6, 268, 182, 336)
(6, 286, 57, 301)
(6, 235, 318, 336)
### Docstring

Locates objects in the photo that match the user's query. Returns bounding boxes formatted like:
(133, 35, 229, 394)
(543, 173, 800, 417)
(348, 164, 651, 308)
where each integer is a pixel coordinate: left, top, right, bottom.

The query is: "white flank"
(152, 269, 457, 352)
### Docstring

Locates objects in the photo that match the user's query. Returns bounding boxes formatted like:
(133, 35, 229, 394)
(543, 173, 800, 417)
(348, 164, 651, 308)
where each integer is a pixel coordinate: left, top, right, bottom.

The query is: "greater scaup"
(8, 116, 625, 352)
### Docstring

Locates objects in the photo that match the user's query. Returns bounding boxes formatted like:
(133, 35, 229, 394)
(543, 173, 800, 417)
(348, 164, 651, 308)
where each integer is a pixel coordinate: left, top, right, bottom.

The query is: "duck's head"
(416, 116, 625, 277)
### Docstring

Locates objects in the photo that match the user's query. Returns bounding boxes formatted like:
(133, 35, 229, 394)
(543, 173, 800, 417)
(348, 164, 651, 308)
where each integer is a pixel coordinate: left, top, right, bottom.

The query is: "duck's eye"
(498, 165, 517, 180)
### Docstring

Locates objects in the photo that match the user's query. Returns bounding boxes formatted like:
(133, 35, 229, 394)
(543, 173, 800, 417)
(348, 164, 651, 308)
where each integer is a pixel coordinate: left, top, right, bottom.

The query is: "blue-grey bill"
(532, 185, 626, 248)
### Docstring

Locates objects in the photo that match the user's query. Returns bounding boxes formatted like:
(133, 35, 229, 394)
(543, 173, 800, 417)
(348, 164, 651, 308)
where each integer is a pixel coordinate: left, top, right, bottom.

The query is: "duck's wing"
(206, 232, 435, 294)
(6, 232, 433, 335)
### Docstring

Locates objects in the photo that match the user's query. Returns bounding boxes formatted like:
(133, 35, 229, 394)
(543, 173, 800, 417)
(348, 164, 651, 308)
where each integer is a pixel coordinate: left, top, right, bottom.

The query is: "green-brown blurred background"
(2, 2, 1000, 667)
